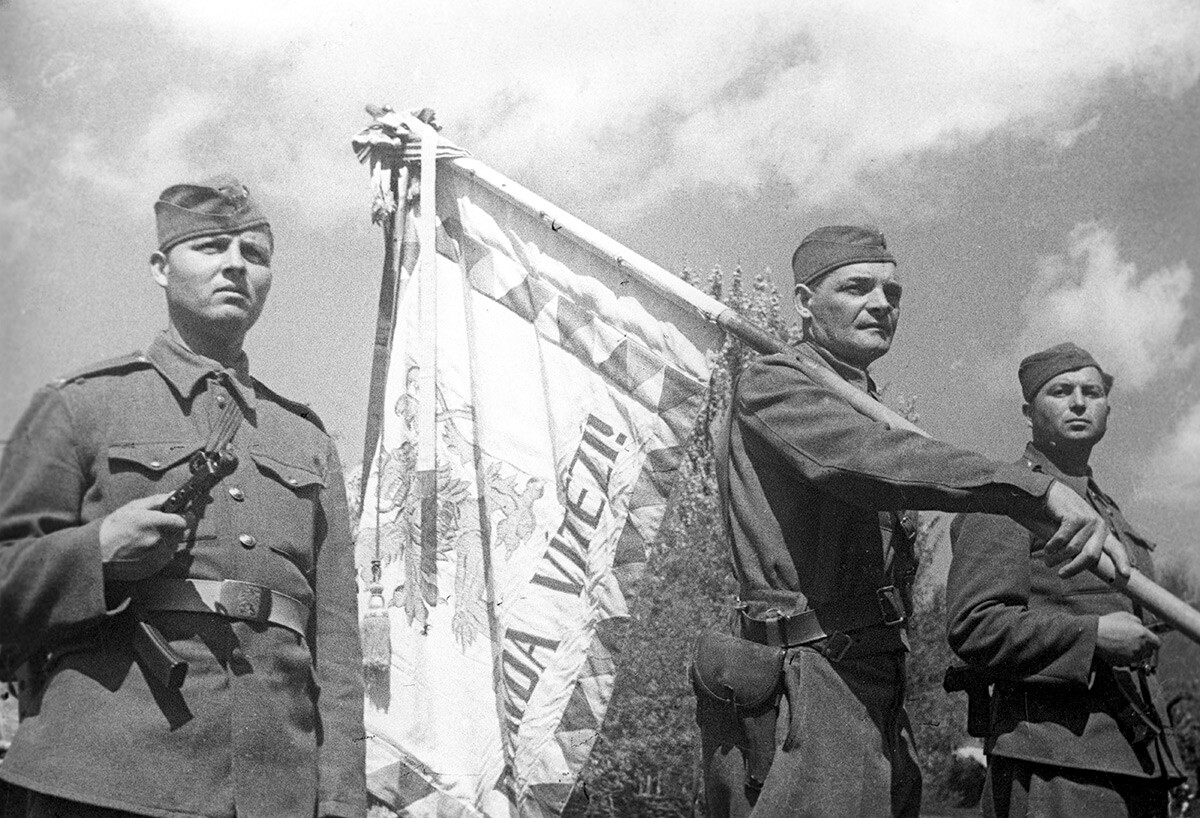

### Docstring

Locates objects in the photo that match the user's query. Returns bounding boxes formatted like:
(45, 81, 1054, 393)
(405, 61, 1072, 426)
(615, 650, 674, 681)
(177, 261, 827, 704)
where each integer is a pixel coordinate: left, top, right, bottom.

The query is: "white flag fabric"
(355, 153, 723, 817)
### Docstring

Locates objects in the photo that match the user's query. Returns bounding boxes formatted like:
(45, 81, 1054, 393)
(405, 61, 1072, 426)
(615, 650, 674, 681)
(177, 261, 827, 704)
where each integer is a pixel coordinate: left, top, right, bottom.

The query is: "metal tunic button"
(288, 477, 299, 486)
(216, 395, 227, 407)
(150, 460, 161, 469)
(238, 534, 257, 549)
(228, 487, 245, 501)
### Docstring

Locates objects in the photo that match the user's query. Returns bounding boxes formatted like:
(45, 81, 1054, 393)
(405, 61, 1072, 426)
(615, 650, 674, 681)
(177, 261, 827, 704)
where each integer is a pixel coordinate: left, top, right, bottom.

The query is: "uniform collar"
(799, 339, 878, 396)
(1023, 441, 1092, 494)
(1024, 442, 1143, 548)
(146, 331, 257, 411)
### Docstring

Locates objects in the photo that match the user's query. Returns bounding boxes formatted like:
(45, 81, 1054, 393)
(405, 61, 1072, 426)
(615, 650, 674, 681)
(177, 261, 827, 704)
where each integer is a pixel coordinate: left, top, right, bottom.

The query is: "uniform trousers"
(701, 647, 921, 817)
(982, 756, 1170, 818)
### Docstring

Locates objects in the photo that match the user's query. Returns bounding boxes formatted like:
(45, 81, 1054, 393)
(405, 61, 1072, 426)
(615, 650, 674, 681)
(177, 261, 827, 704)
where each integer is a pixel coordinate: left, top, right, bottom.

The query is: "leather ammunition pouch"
(691, 630, 785, 796)
(693, 629, 785, 709)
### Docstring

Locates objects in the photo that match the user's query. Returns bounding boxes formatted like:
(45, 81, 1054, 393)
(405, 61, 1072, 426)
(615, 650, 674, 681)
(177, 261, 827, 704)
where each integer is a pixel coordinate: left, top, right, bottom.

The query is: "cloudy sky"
(2, 0, 1197, 576)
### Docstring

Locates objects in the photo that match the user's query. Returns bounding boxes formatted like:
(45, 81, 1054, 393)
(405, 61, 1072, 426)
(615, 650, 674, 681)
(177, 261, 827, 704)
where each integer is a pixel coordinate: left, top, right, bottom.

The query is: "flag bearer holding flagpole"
(695, 226, 1129, 817)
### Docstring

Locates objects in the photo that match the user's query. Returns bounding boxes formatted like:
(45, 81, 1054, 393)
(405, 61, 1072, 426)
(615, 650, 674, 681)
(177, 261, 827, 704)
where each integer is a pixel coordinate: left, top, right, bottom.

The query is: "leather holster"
(692, 630, 786, 793)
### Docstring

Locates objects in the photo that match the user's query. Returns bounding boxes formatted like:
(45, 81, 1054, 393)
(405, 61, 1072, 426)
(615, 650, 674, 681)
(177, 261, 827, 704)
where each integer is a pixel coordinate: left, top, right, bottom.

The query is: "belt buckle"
(822, 632, 852, 662)
(216, 580, 271, 623)
(762, 615, 788, 648)
(877, 585, 906, 626)
(741, 607, 787, 647)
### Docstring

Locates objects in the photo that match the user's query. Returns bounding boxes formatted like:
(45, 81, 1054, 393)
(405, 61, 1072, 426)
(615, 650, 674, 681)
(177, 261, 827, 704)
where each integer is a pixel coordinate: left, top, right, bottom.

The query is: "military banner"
(353, 118, 724, 817)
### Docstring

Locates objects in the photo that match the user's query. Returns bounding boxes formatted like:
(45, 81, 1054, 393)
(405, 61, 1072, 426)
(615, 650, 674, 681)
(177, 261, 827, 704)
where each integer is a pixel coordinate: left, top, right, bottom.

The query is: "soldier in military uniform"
(946, 343, 1184, 817)
(694, 227, 1129, 817)
(0, 177, 366, 817)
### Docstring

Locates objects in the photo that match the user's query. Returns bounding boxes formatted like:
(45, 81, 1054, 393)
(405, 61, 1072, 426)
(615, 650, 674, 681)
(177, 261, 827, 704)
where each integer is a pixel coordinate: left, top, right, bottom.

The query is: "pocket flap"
(692, 630, 784, 709)
(249, 448, 326, 490)
(108, 441, 196, 473)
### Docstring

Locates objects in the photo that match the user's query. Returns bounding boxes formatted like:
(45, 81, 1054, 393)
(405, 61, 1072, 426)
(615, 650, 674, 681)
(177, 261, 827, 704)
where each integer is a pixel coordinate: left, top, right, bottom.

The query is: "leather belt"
(738, 586, 907, 658)
(135, 579, 309, 638)
(995, 671, 1163, 746)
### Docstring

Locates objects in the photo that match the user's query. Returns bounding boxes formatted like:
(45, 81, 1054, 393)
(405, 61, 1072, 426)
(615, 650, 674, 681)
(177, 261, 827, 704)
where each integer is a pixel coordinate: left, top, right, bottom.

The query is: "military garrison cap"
(1018, 342, 1114, 402)
(155, 174, 270, 253)
(791, 225, 895, 288)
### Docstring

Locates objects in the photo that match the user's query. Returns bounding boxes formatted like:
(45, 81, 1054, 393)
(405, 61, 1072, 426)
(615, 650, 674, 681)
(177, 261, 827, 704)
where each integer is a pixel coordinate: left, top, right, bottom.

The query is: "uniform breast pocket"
(248, 446, 327, 579)
(106, 439, 217, 540)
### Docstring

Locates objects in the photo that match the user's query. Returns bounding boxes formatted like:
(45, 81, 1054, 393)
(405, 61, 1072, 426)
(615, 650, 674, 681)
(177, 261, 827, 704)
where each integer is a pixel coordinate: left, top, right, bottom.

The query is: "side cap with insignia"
(154, 174, 271, 253)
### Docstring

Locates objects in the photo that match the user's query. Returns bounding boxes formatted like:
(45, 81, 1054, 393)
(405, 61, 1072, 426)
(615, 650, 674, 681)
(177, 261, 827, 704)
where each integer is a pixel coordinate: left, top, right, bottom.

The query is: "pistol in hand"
(133, 448, 238, 690)
(161, 450, 238, 516)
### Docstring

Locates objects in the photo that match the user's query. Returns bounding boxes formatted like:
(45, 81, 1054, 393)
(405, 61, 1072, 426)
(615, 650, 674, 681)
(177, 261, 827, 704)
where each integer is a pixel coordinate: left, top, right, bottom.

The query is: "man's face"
(1024, 366, 1110, 450)
(151, 228, 273, 336)
(794, 261, 901, 368)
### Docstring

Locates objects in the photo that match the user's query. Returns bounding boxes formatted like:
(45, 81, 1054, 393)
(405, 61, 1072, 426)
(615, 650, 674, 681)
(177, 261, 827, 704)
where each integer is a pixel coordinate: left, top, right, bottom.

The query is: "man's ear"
(1021, 402, 1032, 428)
(793, 284, 814, 321)
(150, 251, 169, 289)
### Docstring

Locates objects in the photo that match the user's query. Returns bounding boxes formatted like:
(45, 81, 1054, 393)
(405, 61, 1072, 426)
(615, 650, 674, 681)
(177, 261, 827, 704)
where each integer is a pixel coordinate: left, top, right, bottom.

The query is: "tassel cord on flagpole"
(360, 160, 411, 675)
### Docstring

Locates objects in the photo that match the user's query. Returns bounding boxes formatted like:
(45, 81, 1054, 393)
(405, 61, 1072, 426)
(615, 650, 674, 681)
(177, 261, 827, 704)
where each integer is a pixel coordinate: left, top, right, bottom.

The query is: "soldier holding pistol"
(0, 177, 366, 817)
(946, 343, 1185, 817)
(694, 227, 1130, 817)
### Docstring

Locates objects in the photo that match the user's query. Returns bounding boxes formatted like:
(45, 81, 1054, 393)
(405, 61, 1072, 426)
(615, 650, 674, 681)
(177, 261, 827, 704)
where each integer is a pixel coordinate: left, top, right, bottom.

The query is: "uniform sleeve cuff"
(1065, 614, 1101, 686)
(986, 462, 1055, 518)
(55, 518, 113, 621)
(992, 462, 1055, 498)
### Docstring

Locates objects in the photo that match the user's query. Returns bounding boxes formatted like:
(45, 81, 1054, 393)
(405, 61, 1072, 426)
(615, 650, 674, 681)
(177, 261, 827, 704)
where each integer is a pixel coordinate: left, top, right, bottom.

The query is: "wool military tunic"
(720, 343, 1055, 624)
(702, 341, 1059, 818)
(0, 332, 366, 818)
(947, 443, 1185, 783)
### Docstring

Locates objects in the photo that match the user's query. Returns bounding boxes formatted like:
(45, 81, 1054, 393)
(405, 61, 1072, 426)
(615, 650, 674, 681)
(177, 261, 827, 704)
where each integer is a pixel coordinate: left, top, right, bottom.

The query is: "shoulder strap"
(252, 378, 327, 432)
(52, 351, 150, 387)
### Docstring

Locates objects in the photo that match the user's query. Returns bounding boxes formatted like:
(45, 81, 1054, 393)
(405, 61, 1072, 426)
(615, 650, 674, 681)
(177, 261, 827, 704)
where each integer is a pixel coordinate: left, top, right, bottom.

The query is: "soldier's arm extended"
(734, 355, 1053, 515)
